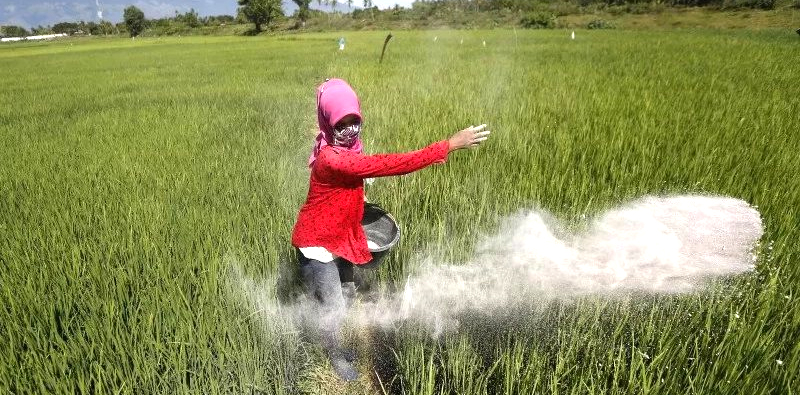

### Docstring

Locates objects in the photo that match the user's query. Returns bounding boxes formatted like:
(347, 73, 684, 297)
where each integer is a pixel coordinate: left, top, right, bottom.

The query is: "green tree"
(99, 20, 116, 35)
(123, 5, 146, 37)
(363, 0, 374, 19)
(31, 25, 52, 35)
(1, 25, 30, 37)
(83, 21, 101, 35)
(292, 0, 312, 26)
(53, 22, 79, 34)
(237, 0, 284, 32)
(179, 8, 201, 28)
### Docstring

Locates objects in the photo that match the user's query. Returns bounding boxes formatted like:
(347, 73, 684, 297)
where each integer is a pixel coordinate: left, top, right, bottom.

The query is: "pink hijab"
(308, 78, 363, 167)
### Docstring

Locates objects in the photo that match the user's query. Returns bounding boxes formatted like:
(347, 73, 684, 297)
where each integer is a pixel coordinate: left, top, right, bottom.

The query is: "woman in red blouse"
(291, 78, 490, 381)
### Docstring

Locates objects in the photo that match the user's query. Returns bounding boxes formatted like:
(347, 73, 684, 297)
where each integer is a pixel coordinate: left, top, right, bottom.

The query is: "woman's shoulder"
(318, 146, 340, 159)
(319, 146, 359, 160)
(315, 146, 343, 168)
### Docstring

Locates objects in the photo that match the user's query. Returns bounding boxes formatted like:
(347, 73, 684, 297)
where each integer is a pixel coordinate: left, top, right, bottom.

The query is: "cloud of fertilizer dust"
(234, 195, 763, 338)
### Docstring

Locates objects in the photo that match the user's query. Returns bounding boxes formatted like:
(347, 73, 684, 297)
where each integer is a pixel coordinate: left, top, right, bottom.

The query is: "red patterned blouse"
(292, 140, 450, 264)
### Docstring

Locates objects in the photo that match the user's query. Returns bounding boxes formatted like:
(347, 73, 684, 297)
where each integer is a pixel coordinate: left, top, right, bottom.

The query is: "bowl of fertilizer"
(361, 203, 400, 269)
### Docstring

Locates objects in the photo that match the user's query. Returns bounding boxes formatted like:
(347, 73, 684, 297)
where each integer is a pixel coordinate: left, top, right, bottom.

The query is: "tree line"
(2, 0, 785, 38)
(227, 0, 786, 33)
(0, 8, 236, 38)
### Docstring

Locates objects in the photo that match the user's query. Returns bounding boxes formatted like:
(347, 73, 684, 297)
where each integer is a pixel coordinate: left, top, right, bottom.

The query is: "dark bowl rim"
(363, 203, 401, 252)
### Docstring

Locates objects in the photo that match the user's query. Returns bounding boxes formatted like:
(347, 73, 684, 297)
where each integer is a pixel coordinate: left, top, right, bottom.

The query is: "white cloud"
(133, 1, 189, 18)
(1, 16, 31, 28)
(0, 1, 208, 26)
(4, 2, 96, 27)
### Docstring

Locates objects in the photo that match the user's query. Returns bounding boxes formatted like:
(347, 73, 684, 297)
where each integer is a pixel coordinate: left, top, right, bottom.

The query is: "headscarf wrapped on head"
(308, 78, 363, 167)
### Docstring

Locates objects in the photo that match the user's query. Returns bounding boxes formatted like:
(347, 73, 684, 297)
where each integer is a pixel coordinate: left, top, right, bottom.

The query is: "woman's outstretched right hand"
(448, 124, 491, 152)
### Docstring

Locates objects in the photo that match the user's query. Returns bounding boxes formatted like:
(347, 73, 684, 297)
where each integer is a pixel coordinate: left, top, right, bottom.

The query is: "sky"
(0, 0, 415, 29)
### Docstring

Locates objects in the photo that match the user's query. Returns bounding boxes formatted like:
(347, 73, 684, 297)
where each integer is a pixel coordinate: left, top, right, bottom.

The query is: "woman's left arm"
(325, 141, 450, 179)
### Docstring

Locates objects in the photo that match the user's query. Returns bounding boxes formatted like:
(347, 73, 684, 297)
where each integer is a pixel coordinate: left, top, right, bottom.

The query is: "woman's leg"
(299, 261, 345, 346)
(337, 259, 356, 308)
(297, 251, 358, 380)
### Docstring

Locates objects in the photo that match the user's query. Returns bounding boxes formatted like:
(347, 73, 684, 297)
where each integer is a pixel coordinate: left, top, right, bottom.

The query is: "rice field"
(1, 29, 798, 394)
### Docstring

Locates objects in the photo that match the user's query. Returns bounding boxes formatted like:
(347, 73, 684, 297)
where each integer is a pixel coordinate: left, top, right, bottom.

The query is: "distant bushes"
(587, 19, 615, 29)
(720, 0, 775, 10)
(720, 0, 775, 9)
(16, 0, 793, 39)
(0, 25, 29, 37)
(520, 12, 557, 29)
(666, 0, 775, 8)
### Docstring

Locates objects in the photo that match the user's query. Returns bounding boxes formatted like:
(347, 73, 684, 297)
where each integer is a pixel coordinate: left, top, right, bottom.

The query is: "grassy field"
(1, 28, 799, 394)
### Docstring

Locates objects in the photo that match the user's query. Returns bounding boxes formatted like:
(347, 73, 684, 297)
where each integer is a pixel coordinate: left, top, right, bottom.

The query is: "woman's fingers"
(470, 130, 491, 147)
(450, 124, 491, 150)
(474, 131, 491, 140)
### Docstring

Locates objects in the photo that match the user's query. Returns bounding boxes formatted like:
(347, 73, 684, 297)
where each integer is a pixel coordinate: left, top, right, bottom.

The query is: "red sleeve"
(320, 141, 450, 179)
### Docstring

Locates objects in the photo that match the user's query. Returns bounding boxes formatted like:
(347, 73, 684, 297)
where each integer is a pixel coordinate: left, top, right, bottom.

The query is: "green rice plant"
(1, 29, 798, 393)
(439, 334, 495, 394)
(495, 338, 545, 395)
(393, 332, 438, 395)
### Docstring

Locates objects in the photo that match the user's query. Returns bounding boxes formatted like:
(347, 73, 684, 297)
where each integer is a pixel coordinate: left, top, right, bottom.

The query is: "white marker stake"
(571, 31, 575, 40)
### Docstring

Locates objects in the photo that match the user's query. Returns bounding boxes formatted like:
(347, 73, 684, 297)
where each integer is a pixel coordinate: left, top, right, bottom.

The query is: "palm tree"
(292, 0, 311, 26)
(363, 0, 373, 19)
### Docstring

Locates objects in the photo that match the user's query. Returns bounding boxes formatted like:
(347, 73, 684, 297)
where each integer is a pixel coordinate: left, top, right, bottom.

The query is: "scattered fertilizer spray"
(234, 195, 762, 338)
(358, 195, 762, 335)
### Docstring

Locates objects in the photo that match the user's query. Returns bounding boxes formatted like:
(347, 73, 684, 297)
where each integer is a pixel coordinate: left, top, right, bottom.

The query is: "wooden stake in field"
(379, 33, 393, 64)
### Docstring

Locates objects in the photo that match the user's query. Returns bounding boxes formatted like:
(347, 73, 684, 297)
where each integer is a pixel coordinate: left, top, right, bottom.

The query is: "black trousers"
(296, 249, 355, 351)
